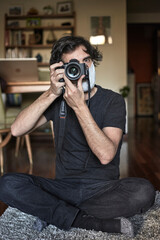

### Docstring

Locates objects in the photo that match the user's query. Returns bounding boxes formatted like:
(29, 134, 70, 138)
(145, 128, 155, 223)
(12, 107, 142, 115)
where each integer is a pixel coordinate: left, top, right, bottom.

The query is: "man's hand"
(49, 62, 66, 96)
(63, 75, 86, 111)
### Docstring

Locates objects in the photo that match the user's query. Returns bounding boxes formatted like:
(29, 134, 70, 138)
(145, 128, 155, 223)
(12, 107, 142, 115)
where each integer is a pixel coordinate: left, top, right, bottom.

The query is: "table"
(1, 80, 51, 174)
(4, 81, 50, 94)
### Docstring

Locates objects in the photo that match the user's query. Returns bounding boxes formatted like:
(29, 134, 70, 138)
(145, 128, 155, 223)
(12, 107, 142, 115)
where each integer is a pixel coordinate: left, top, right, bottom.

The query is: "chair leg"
(0, 134, 4, 175)
(25, 134, 33, 165)
(50, 121, 55, 147)
(21, 136, 25, 148)
(15, 136, 21, 158)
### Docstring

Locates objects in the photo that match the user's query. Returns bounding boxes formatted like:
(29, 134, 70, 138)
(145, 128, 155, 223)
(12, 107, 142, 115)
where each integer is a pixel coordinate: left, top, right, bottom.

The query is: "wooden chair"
(0, 87, 33, 174)
(0, 128, 12, 174)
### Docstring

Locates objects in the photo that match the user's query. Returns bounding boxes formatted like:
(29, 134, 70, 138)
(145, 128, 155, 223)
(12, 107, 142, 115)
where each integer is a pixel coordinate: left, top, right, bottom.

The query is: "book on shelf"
(5, 30, 10, 46)
(5, 48, 29, 58)
(5, 30, 23, 46)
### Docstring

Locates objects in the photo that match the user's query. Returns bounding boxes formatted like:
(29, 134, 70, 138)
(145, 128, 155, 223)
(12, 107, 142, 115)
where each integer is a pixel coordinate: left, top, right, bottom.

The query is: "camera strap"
(58, 98, 67, 153)
(87, 78, 91, 108)
(57, 79, 91, 154)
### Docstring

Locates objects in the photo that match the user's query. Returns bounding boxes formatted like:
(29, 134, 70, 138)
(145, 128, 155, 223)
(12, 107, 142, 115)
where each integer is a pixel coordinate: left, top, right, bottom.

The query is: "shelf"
(38, 62, 49, 67)
(5, 13, 75, 20)
(4, 81, 50, 94)
(5, 44, 53, 49)
(6, 26, 74, 31)
(4, 12, 76, 65)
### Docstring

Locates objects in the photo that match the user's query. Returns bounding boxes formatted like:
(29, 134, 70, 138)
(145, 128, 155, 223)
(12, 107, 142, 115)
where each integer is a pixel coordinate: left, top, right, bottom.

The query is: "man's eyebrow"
(83, 56, 91, 61)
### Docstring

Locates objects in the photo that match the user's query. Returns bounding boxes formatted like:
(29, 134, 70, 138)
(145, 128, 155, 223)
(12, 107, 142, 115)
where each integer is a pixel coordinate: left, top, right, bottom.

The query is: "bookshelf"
(4, 13, 76, 67)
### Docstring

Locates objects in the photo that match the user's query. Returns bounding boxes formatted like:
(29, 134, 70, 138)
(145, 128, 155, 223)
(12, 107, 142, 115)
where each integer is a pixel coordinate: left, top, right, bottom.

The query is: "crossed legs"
(0, 173, 155, 234)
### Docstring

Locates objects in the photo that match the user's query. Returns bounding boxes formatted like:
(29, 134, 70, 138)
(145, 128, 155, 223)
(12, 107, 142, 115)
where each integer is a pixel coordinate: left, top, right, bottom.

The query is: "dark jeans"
(0, 173, 155, 230)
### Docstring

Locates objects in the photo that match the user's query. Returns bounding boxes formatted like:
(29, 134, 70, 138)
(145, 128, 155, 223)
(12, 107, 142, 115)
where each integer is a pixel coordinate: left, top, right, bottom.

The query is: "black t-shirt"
(44, 85, 126, 180)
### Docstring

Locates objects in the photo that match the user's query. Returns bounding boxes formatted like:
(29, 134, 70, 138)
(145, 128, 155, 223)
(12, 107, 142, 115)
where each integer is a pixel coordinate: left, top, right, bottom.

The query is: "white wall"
(75, 0, 127, 92)
(0, 0, 127, 93)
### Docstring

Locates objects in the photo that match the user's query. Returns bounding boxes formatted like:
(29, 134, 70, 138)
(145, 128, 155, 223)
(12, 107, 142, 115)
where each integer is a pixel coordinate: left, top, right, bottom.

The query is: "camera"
(57, 59, 89, 82)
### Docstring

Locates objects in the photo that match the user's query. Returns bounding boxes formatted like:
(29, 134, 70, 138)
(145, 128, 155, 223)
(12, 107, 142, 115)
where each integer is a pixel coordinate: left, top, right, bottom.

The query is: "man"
(0, 36, 155, 237)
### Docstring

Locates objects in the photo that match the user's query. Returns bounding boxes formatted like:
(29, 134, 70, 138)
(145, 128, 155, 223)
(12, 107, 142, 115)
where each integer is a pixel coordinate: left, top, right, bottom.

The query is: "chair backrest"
(0, 86, 5, 124)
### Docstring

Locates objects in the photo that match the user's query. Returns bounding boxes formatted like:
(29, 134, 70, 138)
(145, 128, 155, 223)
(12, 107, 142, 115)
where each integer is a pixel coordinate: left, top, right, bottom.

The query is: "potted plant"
(119, 86, 130, 98)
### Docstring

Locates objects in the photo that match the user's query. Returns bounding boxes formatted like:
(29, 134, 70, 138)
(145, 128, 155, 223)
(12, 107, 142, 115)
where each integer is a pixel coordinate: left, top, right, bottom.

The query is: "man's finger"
(63, 75, 76, 90)
(77, 75, 85, 90)
(50, 61, 63, 71)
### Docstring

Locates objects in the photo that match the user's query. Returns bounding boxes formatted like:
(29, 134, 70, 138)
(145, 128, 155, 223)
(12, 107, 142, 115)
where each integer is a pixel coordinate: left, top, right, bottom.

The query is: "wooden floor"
(0, 117, 160, 215)
(127, 117, 160, 190)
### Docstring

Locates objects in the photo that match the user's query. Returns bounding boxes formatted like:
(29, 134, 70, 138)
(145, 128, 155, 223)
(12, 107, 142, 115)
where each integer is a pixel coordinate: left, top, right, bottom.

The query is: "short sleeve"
(43, 96, 62, 122)
(43, 102, 54, 121)
(102, 93, 126, 133)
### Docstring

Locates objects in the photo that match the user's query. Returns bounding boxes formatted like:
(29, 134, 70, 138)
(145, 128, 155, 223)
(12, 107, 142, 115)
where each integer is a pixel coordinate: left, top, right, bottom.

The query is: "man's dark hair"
(50, 36, 103, 66)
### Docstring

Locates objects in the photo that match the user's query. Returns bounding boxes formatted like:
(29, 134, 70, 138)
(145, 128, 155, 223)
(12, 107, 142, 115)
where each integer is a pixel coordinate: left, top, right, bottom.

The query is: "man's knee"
(0, 173, 14, 188)
(0, 173, 30, 202)
(136, 178, 155, 212)
(0, 173, 19, 195)
(128, 178, 155, 214)
(0, 173, 15, 203)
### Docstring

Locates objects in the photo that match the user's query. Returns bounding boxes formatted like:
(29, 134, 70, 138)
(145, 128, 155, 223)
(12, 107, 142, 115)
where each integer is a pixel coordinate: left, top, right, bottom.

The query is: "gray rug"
(0, 192, 160, 240)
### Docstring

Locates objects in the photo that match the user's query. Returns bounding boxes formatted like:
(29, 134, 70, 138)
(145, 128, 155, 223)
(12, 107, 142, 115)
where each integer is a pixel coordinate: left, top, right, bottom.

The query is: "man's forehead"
(62, 45, 90, 62)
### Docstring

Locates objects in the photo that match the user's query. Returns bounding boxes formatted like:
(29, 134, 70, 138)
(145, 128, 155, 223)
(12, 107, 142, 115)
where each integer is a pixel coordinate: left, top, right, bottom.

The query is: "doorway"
(127, 23, 160, 117)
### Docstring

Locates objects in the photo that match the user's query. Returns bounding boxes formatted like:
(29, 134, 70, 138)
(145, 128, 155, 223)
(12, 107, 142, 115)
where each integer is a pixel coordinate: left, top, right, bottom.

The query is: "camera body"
(57, 59, 89, 82)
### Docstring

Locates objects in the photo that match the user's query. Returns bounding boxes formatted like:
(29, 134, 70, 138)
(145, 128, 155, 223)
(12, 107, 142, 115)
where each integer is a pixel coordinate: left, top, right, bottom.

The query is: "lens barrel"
(65, 62, 81, 81)
(57, 59, 87, 82)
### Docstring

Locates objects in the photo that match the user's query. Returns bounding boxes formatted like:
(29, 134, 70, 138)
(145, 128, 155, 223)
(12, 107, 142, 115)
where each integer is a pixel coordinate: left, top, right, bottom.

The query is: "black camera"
(57, 59, 89, 82)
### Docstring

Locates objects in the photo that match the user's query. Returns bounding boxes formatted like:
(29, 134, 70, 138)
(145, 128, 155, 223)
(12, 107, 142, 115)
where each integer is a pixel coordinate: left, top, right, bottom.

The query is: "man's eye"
(84, 58, 91, 63)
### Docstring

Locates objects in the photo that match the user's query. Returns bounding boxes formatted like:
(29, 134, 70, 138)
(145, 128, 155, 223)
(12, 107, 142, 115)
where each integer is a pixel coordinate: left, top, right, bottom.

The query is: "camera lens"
(65, 64, 81, 81)
(68, 67, 79, 77)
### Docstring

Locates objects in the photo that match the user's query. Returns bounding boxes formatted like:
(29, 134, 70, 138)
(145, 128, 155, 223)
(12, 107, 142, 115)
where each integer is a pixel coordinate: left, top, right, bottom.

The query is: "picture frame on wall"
(90, 16, 112, 45)
(136, 83, 154, 116)
(26, 18, 41, 27)
(9, 6, 23, 16)
(56, 1, 72, 14)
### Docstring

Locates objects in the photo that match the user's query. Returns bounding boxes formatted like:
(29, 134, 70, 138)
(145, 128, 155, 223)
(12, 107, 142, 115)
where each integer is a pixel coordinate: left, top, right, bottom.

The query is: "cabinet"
(4, 13, 76, 66)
